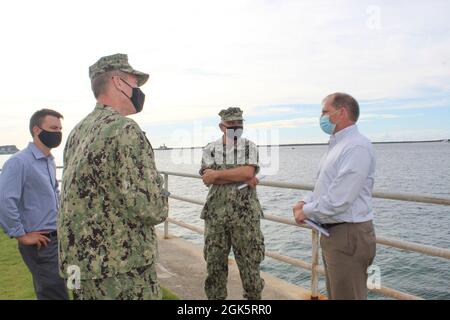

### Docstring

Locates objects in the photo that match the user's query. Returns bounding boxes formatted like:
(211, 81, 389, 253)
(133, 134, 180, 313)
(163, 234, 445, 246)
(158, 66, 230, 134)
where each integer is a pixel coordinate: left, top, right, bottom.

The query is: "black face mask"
(120, 78, 146, 113)
(222, 125, 244, 140)
(38, 128, 62, 149)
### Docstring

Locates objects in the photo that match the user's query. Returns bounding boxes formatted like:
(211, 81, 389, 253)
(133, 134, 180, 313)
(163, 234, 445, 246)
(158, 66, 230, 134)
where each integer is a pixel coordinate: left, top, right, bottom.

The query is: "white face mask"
(221, 124, 244, 140)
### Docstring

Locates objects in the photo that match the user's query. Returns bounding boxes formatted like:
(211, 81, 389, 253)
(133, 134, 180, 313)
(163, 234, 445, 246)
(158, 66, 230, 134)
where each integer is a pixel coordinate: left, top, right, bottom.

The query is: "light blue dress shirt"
(0, 142, 59, 237)
(302, 125, 376, 224)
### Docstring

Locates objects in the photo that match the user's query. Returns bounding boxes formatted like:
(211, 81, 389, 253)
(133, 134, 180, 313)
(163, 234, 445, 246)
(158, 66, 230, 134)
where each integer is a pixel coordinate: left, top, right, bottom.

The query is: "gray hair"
(91, 70, 128, 99)
(323, 92, 360, 122)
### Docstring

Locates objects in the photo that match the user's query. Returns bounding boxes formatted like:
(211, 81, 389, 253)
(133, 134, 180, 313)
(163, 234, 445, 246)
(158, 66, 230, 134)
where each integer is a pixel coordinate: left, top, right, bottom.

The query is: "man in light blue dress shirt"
(293, 92, 376, 300)
(0, 109, 68, 300)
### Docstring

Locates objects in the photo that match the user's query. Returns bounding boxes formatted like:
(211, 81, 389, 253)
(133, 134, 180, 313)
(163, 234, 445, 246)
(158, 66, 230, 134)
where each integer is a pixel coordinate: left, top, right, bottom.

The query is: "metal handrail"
(160, 170, 450, 300)
(159, 170, 450, 206)
(1, 166, 448, 299)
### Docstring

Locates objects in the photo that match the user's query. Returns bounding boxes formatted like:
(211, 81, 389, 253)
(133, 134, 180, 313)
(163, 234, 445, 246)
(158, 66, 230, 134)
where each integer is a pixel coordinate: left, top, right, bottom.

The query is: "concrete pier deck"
(156, 231, 325, 300)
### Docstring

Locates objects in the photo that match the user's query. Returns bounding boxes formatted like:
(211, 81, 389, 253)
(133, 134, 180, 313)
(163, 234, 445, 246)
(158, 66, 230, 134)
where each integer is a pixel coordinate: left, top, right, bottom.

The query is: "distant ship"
(155, 144, 172, 150)
(0, 145, 19, 155)
(442, 139, 449, 143)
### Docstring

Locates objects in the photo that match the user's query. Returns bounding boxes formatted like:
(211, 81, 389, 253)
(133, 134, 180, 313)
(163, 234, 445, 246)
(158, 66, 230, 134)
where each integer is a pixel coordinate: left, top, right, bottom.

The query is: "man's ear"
(111, 75, 125, 92)
(341, 107, 350, 121)
(219, 123, 225, 133)
(32, 125, 41, 138)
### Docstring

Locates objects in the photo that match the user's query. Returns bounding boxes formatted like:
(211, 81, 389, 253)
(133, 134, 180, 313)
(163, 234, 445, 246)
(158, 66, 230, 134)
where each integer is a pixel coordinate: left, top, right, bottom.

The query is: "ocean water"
(1, 142, 449, 299)
(152, 142, 450, 300)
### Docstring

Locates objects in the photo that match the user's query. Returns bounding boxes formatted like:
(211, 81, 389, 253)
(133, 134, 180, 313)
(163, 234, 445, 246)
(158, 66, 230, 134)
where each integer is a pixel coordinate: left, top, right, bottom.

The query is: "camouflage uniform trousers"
(204, 218, 265, 300)
(73, 263, 161, 300)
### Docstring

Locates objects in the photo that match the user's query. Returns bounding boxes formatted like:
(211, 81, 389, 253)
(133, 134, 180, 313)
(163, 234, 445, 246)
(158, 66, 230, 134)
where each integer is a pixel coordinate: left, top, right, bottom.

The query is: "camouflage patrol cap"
(89, 53, 149, 86)
(219, 107, 244, 121)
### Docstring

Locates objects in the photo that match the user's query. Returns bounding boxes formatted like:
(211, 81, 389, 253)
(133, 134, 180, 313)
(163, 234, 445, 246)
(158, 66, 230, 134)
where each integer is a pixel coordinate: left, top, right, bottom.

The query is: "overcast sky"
(1, 0, 449, 160)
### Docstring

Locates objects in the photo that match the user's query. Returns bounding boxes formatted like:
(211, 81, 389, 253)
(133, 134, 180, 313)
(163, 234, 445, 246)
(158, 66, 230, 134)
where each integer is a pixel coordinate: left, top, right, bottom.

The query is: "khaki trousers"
(320, 220, 376, 300)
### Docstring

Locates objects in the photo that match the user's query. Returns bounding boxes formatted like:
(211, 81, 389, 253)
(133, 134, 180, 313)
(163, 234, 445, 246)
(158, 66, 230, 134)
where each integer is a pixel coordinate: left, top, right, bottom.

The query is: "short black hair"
(324, 92, 360, 122)
(29, 109, 64, 137)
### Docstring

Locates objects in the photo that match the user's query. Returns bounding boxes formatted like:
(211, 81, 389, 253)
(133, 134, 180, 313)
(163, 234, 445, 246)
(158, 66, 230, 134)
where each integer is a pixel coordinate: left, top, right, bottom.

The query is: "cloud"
(248, 117, 318, 129)
(360, 113, 400, 120)
(363, 97, 450, 112)
(182, 68, 235, 78)
(246, 106, 298, 116)
(0, 0, 449, 146)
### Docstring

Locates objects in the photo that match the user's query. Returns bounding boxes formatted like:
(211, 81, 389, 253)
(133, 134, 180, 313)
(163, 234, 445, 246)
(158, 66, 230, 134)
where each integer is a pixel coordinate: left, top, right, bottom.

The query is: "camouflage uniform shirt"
(200, 138, 263, 223)
(58, 103, 168, 280)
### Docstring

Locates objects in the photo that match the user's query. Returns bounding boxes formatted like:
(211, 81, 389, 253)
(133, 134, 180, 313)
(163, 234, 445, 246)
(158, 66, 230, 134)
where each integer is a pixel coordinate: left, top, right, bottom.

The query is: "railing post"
(311, 229, 320, 300)
(164, 173, 169, 239)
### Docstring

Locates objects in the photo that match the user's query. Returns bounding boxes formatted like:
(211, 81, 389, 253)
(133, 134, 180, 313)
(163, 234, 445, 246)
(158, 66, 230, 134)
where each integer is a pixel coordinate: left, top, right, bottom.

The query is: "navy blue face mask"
(120, 78, 146, 113)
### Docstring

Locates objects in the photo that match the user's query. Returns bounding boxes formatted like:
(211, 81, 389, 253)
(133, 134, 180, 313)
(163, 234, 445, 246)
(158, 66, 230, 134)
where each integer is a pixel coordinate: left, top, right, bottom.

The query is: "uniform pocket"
(249, 222, 265, 264)
(255, 229, 265, 263)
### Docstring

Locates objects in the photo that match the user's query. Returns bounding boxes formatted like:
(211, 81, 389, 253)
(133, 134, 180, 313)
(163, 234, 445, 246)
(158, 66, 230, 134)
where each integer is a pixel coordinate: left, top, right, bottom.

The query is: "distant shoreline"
(155, 139, 449, 150)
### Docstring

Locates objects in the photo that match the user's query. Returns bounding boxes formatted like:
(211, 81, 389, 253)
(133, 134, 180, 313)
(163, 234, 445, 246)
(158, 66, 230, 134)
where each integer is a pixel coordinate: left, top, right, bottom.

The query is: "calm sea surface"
(1, 142, 449, 299)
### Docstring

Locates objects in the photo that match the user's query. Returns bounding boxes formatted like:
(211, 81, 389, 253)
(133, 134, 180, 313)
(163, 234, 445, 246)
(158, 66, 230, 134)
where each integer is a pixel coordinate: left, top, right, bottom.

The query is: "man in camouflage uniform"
(200, 107, 265, 300)
(58, 53, 168, 300)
